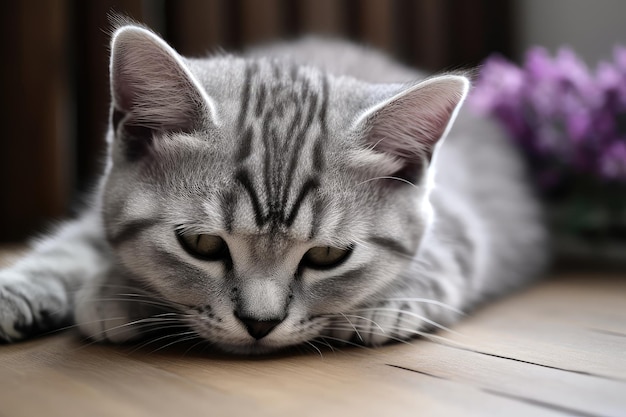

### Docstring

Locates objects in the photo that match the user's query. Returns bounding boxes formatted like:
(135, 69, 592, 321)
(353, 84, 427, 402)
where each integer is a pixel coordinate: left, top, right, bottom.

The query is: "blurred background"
(1, 0, 625, 243)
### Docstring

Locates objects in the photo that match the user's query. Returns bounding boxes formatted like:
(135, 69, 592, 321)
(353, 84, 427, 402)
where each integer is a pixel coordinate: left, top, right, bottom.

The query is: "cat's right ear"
(109, 25, 218, 160)
(351, 75, 469, 184)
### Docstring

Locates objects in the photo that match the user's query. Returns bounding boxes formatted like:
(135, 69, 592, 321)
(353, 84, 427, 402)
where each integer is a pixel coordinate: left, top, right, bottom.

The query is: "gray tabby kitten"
(0, 24, 547, 354)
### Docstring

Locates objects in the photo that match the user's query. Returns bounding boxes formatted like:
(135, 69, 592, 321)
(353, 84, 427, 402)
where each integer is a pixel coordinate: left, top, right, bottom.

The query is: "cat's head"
(102, 25, 468, 354)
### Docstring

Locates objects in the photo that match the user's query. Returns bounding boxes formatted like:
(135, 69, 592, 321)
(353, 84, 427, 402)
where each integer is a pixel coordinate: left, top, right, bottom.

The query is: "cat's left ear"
(354, 75, 469, 181)
(109, 25, 218, 158)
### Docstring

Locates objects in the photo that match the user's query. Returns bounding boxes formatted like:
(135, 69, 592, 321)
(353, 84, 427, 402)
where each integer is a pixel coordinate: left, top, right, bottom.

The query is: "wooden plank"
(130, 343, 569, 417)
(1, 243, 625, 417)
(386, 342, 625, 417)
(442, 275, 626, 380)
(0, 334, 564, 417)
(0, 336, 264, 417)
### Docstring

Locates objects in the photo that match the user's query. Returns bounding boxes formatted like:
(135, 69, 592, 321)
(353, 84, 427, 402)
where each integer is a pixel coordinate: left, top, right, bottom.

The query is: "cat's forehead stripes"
(226, 60, 331, 235)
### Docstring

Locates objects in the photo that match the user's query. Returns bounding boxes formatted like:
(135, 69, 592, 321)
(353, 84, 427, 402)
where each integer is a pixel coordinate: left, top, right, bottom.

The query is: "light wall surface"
(516, 0, 626, 64)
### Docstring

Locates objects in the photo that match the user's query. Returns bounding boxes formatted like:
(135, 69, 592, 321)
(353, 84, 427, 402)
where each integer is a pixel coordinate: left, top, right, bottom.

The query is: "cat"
(0, 23, 547, 354)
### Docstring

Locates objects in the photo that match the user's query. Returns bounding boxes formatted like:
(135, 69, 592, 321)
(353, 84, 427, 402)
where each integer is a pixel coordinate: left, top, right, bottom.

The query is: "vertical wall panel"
(411, 0, 449, 70)
(358, 0, 395, 52)
(297, 0, 347, 36)
(0, 0, 70, 241)
(239, 0, 285, 45)
(166, 0, 226, 56)
(72, 0, 144, 193)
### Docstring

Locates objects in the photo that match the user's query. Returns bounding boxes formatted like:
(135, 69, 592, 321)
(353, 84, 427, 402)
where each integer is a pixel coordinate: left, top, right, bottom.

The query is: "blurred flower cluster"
(470, 47, 626, 190)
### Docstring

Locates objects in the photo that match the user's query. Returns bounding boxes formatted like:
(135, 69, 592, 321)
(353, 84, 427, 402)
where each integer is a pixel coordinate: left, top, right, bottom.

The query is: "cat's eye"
(301, 245, 353, 270)
(177, 232, 230, 261)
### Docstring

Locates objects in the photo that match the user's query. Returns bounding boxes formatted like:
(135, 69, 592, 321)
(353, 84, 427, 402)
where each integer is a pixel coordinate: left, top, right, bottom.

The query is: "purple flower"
(470, 46, 626, 187)
(600, 140, 626, 180)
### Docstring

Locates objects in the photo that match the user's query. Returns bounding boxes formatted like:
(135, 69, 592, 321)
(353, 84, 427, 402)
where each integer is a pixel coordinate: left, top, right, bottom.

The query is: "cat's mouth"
(186, 314, 330, 355)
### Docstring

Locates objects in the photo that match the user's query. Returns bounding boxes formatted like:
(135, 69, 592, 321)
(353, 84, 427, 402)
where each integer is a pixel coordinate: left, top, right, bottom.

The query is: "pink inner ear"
(110, 27, 206, 132)
(366, 76, 468, 162)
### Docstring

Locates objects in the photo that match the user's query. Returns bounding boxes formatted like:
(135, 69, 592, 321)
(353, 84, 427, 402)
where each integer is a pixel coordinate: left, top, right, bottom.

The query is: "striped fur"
(0, 27, 548, 354)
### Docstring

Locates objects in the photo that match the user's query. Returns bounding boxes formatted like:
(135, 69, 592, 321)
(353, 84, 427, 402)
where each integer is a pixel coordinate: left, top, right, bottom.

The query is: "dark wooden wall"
(0, 0, 514, 242)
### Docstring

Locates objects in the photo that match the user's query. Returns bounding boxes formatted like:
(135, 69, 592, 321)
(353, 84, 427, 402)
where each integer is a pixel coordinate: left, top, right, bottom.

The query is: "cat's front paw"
(0, 271, 70, 342)
(324, 300, 435, 347)
(74, 283, 148, 344)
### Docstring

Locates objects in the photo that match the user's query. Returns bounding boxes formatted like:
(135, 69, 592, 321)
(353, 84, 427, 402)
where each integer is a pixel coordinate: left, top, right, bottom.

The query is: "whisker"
(336, 314, 386, 333)
(72, 314, 189, 348)
(316, 335, 373, 351)
(352, 238, 373, 251)
(322, 324, 452, 346)
(56, 318, 185, 345)
(113, 293, 192, 309)
(70, 283, 192, 309)
(74, 297, 180, 310)
(339, 312, 363, 342)
(41, 316, 129, 335)
(312, 338, 337, 353)
(66, 322, 183, 353)
(349, 307, 459, 334)
(128, 330, 197, 354)
(182, 339, 210, 357)
(304, 341, 324, 359)
(369, 313, 464, 344)
(146, 334, 201, 354)
(357, 176, 418, 189)
(380, 298, 465, 315)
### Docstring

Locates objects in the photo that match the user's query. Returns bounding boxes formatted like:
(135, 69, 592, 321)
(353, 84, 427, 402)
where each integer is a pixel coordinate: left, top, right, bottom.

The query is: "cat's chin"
(189, 317, 330, 356)
(210, 339, 298, 356)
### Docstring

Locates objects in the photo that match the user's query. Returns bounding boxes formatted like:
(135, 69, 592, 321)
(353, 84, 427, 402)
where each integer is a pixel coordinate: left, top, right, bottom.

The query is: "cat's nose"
(236, 314, 282, 340)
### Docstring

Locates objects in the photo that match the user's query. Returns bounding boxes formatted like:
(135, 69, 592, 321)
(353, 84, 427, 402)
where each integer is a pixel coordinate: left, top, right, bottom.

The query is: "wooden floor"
(1, 249, 625, 417)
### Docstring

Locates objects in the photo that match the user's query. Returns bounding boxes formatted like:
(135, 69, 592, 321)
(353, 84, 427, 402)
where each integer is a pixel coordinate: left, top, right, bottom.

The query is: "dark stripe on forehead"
(302, 87, 318, 128)
(237, 62, 255, 131)
(286, 177, 319, 227)
(255, 83, 266, 117)
(232, 62, 332, 231)
(318, 75, 329, 135)
(280, 94, 314, 216)
(235, 125, 253, 162)
(261, 113, 277, 221)
(221, 191, 239, 233)
(310, 75, 329, 173)
(106, 218, 160, 247)
(368, 236, 413, 257)
(308, 196, 326, 239)
(312, 137, 324, 171)
(235, 168, 265, 227)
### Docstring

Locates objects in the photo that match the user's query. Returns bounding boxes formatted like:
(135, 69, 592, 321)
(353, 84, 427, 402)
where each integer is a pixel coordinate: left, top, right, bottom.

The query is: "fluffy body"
(0, 28, 547, 354)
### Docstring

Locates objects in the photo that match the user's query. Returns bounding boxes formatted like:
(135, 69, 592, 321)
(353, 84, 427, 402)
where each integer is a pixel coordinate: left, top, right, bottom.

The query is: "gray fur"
(0, 28, 547, 354)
